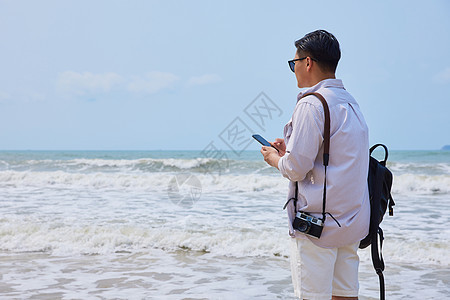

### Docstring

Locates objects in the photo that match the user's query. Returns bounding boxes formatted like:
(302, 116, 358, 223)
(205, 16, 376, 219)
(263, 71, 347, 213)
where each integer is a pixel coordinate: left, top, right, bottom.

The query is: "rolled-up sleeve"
(278, 100, 324, 182)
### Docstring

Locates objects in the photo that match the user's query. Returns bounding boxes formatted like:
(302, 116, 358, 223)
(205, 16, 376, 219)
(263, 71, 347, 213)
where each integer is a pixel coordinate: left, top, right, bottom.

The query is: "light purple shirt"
(278, 79, 370, 248)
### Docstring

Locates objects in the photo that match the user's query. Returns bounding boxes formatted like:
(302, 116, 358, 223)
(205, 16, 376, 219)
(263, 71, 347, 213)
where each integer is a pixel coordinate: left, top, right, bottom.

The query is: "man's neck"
(311, 73, 336, 86)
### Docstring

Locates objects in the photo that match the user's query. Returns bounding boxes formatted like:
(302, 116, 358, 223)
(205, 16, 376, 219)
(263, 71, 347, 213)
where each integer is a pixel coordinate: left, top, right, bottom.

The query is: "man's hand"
(261, 146, 281, 169)
(271, 138, 286, 156)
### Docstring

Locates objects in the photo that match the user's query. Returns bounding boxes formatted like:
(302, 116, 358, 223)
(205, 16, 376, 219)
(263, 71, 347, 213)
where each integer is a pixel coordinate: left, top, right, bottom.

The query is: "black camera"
(292, 212, 324, 239)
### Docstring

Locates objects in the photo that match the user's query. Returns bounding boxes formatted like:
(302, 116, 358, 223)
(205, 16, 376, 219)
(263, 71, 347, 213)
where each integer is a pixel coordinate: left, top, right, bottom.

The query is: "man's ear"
(306, 57, 312, 71)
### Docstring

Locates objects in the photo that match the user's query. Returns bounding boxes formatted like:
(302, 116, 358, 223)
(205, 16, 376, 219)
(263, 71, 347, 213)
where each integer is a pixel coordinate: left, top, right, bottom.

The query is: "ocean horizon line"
(0, 148, 447, 152)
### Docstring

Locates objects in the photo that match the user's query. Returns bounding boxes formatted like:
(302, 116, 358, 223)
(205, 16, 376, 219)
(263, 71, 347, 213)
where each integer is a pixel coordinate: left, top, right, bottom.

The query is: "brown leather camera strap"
(297, 92, 336, 225)
(284, 91, 334, 224)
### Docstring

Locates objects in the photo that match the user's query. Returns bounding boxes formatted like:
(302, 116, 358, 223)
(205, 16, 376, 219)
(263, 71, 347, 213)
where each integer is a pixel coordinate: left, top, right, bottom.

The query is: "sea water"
(0, 150, 448, 299)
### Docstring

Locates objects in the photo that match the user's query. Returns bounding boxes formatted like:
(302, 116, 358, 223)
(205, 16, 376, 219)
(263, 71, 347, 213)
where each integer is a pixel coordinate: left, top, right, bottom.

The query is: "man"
(260, 30, 370, 300)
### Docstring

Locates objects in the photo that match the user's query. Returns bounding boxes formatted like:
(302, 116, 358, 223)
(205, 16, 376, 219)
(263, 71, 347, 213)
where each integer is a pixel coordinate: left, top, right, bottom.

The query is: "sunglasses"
(288, 57, 318, 72)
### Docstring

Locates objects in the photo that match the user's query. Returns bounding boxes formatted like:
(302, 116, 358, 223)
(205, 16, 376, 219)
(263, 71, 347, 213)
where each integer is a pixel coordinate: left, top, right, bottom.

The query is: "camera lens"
(294, 219, 311, 233)
(298, 221, 310, 232)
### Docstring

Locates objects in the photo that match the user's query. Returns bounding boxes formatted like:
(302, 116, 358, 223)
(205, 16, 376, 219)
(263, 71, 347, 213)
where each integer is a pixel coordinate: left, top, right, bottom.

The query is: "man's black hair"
(294, 30, 341, 73)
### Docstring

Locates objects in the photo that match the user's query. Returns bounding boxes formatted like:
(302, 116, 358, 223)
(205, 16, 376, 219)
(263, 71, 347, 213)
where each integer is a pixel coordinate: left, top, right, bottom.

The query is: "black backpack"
(359, 143, 395, 300)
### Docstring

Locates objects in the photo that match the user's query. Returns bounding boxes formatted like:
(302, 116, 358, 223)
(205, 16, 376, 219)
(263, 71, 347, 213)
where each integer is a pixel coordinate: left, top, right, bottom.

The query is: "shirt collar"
(297, 78, 344, 102)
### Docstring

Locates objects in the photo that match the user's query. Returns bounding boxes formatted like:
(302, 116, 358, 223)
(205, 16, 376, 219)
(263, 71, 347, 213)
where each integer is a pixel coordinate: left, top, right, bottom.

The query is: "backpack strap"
(374, 228, 386, 300)
(370, 144, 389, 166)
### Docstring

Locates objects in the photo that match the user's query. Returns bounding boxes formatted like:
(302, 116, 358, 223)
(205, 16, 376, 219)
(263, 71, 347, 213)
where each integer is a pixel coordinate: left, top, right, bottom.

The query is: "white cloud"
(57, 71, 123, 95)
(186, 74, 222, 87)
(127, 71, 179, 94)
(433, 67, 450, 84)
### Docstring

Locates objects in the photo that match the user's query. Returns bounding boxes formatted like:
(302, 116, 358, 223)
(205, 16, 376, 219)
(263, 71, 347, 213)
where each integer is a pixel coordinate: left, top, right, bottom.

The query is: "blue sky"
(0, 0, 449, 151)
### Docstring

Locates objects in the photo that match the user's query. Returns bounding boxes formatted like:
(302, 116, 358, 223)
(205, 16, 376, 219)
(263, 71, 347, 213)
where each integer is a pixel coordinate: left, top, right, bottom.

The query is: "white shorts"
(290, 237, 360, 300)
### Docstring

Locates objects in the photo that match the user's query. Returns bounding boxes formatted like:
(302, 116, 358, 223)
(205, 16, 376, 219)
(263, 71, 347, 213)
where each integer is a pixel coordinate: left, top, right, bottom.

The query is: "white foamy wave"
(2, 169, 447, 195)
(392, 173, 450, 195)
(0, 170, 169, 190)
(389, 161, 450, 176)
(1, 216, 447, 266)
(1, 157, 224, 173)
(358, 236, 450, 266)
(0, 217, 290, 258)
(0, 170, 286, 193)
(67, 158, 216, 170)
(201, 174, 286, 193)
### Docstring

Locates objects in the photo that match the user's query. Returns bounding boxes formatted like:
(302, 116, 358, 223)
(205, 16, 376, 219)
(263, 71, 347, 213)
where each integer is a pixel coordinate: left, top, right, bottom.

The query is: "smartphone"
(252, 134, 278, 151)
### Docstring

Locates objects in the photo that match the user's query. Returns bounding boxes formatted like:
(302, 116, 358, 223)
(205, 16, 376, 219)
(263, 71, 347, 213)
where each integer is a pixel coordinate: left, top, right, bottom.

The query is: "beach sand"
(0, 250, 292, 299)
(1, 248, 447, 299)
